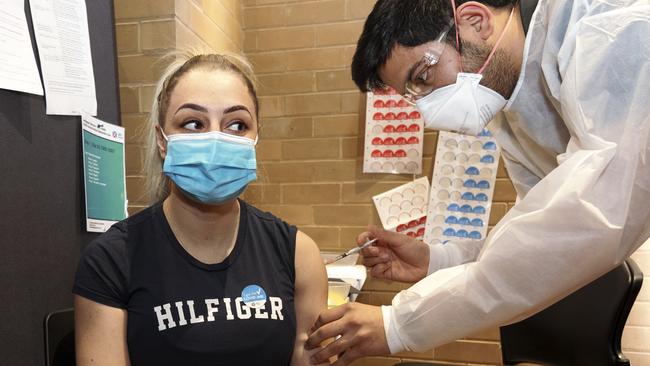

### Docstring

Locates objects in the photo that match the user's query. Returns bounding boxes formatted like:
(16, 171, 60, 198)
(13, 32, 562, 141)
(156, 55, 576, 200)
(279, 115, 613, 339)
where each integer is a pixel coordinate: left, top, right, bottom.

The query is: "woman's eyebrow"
(223, 105, 252, 116)
(175, 103, 208, 114)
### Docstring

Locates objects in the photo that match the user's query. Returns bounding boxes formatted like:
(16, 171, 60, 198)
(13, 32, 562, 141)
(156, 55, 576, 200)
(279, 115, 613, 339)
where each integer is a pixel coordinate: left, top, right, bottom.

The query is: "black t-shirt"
(73, 200, 298, 365)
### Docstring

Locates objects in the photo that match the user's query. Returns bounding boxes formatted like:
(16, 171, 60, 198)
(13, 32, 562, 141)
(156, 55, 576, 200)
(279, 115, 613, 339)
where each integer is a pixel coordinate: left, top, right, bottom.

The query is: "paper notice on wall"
(423, 130, 500, 244)
(29, 0, 96, 115)
(372, 177, 429, 240)
(82, 114, 127, 233)
(363, 88, 424, 174)
(0, 0, 44, 95)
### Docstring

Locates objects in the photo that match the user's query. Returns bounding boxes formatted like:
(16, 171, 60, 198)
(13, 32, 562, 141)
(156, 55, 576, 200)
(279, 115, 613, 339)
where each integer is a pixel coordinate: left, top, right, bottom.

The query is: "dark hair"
(351, 0, 517, 92)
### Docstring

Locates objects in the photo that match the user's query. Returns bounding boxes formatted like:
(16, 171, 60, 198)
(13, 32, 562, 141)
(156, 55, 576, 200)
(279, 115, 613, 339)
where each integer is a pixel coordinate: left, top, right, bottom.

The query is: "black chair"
(44, 308, 76, 366)
(500, 258, 643, 366)
(398, 259, 643, 366)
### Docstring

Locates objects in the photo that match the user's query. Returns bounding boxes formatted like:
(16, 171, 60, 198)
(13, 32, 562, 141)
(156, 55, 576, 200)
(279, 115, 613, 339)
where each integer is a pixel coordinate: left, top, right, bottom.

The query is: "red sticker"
(398, 99, 410, 108)
(394, 149, 407, 158)
(371, 150, 382, 158)
(406, 232, 417, 238)
(408, 136, 420, 144)
(373, 112, 384, 120)
(383, 125, 395, 133)
(382, 150, 394, 158)
(395, 137, 407, 145)
(417, 228, 425, 236)
(374, 100, 385, 108)
(384, 137, 395, 145)
(396, 224, 407, 233)
(397, 112, 408, 120)
(385, 100, 397, 108)
(395, 124, 408, 133)
(372, 137, 383, 145)
(384, 112, 396, 120)
(418, 216, 427, 225)
(409, 111, 421, 119)
(408, 123, 420, 132)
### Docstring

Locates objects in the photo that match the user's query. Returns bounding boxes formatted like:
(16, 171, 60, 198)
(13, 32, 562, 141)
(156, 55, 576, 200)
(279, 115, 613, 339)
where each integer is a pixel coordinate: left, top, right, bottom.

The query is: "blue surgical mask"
(161, 130, 257, 204)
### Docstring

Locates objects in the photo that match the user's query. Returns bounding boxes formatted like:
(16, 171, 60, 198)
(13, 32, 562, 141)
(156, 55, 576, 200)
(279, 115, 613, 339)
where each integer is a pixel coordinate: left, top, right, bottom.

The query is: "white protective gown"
(383, 0, 650, 353)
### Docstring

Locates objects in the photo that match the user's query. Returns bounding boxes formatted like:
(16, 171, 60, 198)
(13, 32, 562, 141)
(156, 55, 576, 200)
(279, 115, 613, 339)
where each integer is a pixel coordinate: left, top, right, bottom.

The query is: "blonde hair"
(142, 50, 258, 204)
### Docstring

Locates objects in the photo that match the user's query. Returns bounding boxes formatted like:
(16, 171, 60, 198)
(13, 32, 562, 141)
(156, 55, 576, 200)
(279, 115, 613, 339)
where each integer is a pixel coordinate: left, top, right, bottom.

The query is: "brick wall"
(113, 0, 650, 365)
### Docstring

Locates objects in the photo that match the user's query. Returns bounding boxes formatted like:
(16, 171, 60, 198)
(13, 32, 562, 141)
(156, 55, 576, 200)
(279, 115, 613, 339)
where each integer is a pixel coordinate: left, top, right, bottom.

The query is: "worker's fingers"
(367, 225, 412, 248)
(370, 262, 391, 279)
(356, 230, 372, 246)
(306, 305, 348, 349)
(309, 332, 355, 364)
(360, 252, 390, 267)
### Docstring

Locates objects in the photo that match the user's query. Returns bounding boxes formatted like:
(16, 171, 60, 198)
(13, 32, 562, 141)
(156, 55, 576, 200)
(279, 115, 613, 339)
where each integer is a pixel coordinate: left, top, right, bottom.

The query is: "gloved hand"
(358, 225, 429, 283)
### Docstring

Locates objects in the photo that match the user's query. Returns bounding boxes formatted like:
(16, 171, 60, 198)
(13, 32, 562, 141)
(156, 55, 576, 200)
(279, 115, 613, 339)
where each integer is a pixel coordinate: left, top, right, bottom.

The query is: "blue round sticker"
(241, 285, 267, 308)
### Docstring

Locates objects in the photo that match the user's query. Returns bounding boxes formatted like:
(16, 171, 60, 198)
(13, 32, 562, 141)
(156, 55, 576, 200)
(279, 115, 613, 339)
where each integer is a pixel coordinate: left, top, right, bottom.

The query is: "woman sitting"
(73, 52, 328, 366)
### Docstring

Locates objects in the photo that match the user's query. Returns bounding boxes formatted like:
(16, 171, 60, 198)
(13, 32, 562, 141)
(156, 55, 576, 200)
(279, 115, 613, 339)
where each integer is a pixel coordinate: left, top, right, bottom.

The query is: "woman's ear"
(456, 2, 495, 43)
(155, 125, 167, 160)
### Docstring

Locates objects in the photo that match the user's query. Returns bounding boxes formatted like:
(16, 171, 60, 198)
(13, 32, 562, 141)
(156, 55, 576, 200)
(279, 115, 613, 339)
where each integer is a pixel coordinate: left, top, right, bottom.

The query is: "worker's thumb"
(367, 225, 407, 248)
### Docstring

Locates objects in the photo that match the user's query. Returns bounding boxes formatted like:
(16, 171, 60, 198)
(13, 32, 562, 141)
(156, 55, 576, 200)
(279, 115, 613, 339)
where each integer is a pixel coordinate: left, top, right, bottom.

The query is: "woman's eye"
(226, 121, 247, 132)
(182, 120, 203, 131)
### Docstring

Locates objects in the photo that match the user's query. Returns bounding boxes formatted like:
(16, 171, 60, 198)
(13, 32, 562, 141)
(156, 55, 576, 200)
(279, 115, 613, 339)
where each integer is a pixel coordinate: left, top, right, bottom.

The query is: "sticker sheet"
(363, 87, 425, 174)
(372, 177, 429, 239)
(424, 130, 500, 244)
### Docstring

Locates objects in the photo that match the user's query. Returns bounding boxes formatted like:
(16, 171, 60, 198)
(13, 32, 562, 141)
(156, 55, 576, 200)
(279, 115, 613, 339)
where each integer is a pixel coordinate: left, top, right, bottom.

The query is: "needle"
(325, 238, 378, 265)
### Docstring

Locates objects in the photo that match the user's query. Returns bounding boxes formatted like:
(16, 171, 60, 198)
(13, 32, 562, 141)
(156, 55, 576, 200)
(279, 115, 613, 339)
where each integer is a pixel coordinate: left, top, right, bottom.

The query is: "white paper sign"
(0, 0, 44, 95)
(29, 0, 96, 115)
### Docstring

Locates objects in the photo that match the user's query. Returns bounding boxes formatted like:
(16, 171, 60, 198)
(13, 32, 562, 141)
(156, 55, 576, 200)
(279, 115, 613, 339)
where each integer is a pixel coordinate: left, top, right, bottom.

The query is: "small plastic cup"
(328, 281, 351, 309)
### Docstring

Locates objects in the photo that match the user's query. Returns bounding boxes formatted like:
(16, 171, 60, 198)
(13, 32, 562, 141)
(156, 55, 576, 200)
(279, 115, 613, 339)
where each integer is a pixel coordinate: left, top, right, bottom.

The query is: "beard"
(459, 40, 521, 99)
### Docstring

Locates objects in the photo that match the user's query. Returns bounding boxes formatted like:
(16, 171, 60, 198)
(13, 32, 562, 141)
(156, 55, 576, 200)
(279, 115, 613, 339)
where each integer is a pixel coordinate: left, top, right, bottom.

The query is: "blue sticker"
(460, 204, 473, 213)
(478, 129, 492, 137)
(241, 285, 267, 308)
(445, 216, 458, 224)
(456, 229, 469, 238)
(447, 203, 460, 212)
(475, 193, 488, 202)
(462, 192, 475, 201)
(473, 205, 486, 214)
(477, 180, 490, 189)
(465, 166, 480, 176)
(469, 231, 482, 240)
(458, 217, 471, 226)
(481, 155, 495, 164)
(471, 218, 484, 227)
(464, 179, 477, 188)
(443, 228, 456, 237)
(483, 142, 497, 151)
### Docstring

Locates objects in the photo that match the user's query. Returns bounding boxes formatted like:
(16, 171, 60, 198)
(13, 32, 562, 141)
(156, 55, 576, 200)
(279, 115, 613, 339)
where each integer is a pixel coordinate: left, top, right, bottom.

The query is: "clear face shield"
(402, 24, 453, 106)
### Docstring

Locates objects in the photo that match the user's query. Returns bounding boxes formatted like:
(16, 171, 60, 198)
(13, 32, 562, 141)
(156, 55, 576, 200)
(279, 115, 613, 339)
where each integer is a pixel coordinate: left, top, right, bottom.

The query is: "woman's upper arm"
(75, 295, 131, 366)
(290, 230, 328, 366)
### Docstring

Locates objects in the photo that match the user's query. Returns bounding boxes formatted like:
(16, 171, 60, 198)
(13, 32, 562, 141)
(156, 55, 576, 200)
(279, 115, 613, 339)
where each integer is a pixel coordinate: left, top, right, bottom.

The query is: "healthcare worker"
(306, 0, 650, 364)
